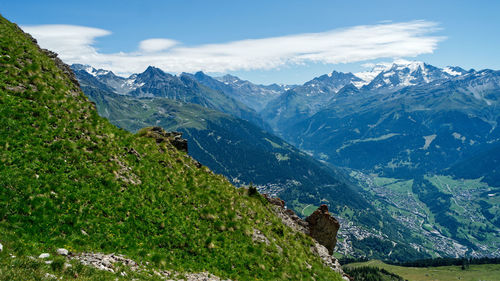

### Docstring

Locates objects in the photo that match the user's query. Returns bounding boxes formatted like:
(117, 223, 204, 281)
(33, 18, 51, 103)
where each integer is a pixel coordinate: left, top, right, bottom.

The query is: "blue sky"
(2, 0, 499, 84)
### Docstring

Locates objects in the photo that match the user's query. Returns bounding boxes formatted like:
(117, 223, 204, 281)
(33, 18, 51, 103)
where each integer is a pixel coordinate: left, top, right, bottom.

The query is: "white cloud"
(22, 25, 110, 63)
(139, 38, 178, 52)
(21, 20, 444, 76)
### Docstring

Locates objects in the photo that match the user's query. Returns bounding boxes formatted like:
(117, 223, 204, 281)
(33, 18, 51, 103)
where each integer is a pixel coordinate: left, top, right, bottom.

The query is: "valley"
(351, 173, 500, 258)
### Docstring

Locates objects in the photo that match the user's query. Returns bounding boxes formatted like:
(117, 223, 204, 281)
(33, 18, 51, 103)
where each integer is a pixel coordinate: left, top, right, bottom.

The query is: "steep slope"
(72, 65, 271, 131)
(0, 15, 345, 280)
(449, 142, 500, 187)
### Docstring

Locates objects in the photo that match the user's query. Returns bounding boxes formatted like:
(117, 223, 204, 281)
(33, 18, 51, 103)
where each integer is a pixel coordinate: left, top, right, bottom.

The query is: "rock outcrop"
(263, 195, 349, 281)
(306, 204, 340, 255)
(138, 126, 188, 153)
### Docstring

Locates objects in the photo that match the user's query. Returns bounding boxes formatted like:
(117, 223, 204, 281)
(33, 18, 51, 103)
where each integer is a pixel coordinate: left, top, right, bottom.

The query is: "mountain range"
(72, 58, 500, 260)
(72, 64, 438, 261)
(263, 60, 500, 180)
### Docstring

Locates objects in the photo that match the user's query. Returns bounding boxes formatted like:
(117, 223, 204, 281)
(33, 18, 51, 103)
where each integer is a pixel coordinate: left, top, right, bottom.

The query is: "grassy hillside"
(345, 260, 500, 281)
(0, 14, 342, 280)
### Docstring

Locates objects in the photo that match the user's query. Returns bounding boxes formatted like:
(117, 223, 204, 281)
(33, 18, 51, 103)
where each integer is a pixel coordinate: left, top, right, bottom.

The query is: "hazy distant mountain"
(262, 71, 363, 130)
(190, 72, 290, 112)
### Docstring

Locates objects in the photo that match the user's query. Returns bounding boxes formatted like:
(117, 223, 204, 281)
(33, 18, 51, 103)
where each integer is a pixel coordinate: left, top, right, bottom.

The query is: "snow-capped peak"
(391, 59, 425, 73)
(443, 66, 465, 76)
(353, 60, 467, 90)
(353, 62, 393, 87)
(74, 64, 110, 77)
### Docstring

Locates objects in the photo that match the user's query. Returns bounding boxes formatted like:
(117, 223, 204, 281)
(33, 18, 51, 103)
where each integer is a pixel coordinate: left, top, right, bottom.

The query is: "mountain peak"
(137, 65, 171, 81)
(360, 60, 465, 90)
(218, 74, 242, 84)
(144, 65, 163, 74)
(390, 59, 425, 71)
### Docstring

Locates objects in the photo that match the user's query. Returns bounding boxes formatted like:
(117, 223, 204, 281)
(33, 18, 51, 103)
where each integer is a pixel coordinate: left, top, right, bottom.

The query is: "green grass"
(0, 14, 342, 281)
(345, 260, 500, 281)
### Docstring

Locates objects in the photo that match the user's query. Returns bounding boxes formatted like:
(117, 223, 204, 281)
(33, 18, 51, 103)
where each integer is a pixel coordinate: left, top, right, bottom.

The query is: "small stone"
(44, 273, 56, 279)
(120, 271, 127, 276)
(0, 243, 3, 252)
(45, 260, 53, 264)
(57, 248, 69, 256)
(39, 253, 50, 259)
(64, 263, 72, 269)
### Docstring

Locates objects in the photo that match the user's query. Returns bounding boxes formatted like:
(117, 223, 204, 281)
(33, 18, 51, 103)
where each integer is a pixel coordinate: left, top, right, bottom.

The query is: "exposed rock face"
(263, 195, 349, 281)
(306, 204, 340, 255)
(139, 126, 188, 153)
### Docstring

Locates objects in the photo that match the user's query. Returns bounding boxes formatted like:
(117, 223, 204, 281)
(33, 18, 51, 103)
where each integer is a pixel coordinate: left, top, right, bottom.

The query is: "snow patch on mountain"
(443, 67, 462, 76)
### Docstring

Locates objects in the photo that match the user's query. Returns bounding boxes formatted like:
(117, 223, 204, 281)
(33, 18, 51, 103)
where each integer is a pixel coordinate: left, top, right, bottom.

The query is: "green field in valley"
(345, 260, 500, 281)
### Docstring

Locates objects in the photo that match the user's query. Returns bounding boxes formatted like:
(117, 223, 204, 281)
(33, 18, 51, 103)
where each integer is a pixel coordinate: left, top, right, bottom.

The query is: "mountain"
(361, 60, 467, 91)
(0, 15, 349, 280)
(281, 68, 500, 177)
(259, 60, 499, 178)
(262, 71, 363, 131)
(191, 72, 289, 112)
(72, 64, 271, 131)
